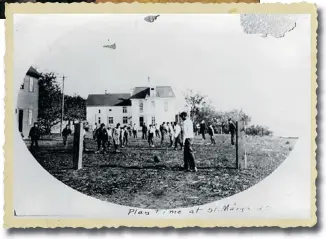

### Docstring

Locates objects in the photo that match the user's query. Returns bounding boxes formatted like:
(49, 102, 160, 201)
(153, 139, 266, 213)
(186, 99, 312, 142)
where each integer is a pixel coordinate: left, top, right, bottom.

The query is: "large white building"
(86, 85, 177, 129)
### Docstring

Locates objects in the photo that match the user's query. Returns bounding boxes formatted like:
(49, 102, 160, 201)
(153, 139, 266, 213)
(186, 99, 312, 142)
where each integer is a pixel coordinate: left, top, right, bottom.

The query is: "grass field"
(26, 132, 297, 209)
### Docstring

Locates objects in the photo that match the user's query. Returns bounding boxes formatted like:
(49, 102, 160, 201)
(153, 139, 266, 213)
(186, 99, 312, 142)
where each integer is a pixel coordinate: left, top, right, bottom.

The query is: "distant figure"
(167, 122, 174, 147)
(123, 125, 129, 146)
(29, 122, 41, 150)
(180, 112, 197, 172)
(132, 123, 138, 138)
(208, 124, 216, 145)
(160, 122, 166, 145)
(173, 122, 183, 150)
(93, 123, 98, 140)
(83, 123, 89, 152)
(96, 123, 108, 154)
(127, 125, 132, 137)
(148, 124, 155, 147)
(62, 124, 72, 147)
(196, 123, 200, 136)
(119, 126, 124, 147)
(106, 126, 113, 149)
(112, 123, 121, 153)
(200, 120, 206, 140)
(228, 118, 236, 145)
(142, 123, 148, 140)
(155, 123, 160, 138)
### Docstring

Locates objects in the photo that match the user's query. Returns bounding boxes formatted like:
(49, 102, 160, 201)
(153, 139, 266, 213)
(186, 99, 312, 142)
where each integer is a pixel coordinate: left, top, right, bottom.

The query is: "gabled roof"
(26, 66, 41, 78)
(87, 93, 131, 107)
(131, 86, 175, 99)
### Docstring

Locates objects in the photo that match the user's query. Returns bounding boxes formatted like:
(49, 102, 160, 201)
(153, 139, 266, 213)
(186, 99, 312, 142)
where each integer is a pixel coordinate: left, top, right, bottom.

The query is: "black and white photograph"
(5, 3, 317, 228)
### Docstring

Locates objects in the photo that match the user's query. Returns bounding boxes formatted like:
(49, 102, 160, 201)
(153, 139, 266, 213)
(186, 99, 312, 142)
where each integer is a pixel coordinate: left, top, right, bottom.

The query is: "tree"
(184, 90, 211, 124)
(38, 72, 62, 134)
(64, 94, 86, 122)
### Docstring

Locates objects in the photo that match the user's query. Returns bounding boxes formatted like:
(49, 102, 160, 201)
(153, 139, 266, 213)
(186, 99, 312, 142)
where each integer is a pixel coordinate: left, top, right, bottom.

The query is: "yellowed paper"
(4, 2, 317, 228)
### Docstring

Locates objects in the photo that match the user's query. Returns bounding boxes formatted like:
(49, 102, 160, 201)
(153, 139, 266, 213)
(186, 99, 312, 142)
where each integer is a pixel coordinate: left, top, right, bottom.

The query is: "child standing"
(148, 125, 155, 147)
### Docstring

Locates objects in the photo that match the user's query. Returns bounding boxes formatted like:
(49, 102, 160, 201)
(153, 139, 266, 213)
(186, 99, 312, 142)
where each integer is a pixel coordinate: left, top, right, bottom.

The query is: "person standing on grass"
(228, 118, 236, 145)
(167, 122, 174, 147)
(132, 123, 138, 138)
(123, 125, 129, 147)
(148, 124, 155, 147)
(142, 123, 148, 140)
(29, 122, 41, 150)
(93, 123, 98, 140)
(127, 125, 132, 137)
(208, 124, 216, 145)
(112, 123, 121, 153)
(200, 120, 206, 140)
(180, 112, 197, 173)
(62, 124, 72, 147)
(155, 123, 160, 138)
(174, 122, 183, 150)
(106, 126, 113, 150)
(160, 122, 166, 145)
(83, 123, 89, 152)
(96, 123, 108, 154)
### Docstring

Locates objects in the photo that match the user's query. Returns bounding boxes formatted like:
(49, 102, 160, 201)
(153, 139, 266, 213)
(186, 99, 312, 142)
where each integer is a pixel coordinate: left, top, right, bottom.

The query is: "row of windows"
(139, 101, 168, 113)
(97, 116, 128, 125)
(96, 101, 170, 115)
(20, 76, 35, 93)
(98, 106, 128, 114)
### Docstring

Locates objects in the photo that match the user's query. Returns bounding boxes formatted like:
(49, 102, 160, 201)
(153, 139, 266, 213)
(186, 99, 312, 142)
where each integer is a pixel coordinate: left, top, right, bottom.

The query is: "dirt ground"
(26, 132, 297, 209)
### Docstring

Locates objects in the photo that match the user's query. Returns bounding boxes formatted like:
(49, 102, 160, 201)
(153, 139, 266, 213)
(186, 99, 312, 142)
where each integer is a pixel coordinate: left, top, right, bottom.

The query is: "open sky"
(14, 14, 311, 137)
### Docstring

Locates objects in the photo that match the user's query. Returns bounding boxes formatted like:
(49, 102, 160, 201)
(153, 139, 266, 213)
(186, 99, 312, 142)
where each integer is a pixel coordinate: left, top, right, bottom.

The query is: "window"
(164, 101, 168, 112)
(29, 77, 34, 92)
(98, 117, 101, 124)
(98, 109, 101, 113)
(151, 101, 155, 109)
(123, 106, 127, 113)
(139, 117, 144, 127)
(152, 117, 155, 125)
(139, 102, 143, 113)
(108, 117, 113, 124)
(28, 109, 33, 125)
(123, 117, 128, 124)
(109, 109, 112, 112)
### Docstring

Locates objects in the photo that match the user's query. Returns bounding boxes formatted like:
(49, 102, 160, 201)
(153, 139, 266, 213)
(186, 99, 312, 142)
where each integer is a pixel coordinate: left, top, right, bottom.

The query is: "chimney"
(105, 90, 107, 94)
(148, 77, 155, 97)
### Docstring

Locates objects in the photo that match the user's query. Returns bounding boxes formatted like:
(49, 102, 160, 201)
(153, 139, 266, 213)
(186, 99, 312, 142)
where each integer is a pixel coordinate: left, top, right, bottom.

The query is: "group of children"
(93, 123, 130, 154)
(90, 118, 236, 154)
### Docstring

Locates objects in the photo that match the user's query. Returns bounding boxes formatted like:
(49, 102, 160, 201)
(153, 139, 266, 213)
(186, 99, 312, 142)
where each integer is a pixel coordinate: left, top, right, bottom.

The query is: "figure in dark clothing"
(29, 122, 41, 150)
(200, 120, 206, 140)
(62, 124, 72, 146)
(160, 122, 168, 145)
(228, 118, 236, 145)
(142, 123, 148, 140)
(180, 112, 197, 172)
(96, 123, 109, 153)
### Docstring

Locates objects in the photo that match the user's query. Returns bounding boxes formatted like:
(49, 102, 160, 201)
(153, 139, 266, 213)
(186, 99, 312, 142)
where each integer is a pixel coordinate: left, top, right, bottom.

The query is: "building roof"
(131, 86, 175, 99)
(87, 93, 131, 107)
(26, 66, 41, 78)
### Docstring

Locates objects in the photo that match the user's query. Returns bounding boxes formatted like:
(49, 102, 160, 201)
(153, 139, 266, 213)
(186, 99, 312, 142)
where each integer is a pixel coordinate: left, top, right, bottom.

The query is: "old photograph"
(5, 3, 317, 228)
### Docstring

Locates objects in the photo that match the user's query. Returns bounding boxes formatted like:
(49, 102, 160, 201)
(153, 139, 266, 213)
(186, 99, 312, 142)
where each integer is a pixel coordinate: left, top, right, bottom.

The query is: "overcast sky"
(14, 14, 311, 137)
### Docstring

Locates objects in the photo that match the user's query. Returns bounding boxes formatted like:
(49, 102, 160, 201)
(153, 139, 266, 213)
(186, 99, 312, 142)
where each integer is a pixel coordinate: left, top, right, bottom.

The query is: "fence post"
(236, 120, 247, 169)
(73, 122, 83, 170)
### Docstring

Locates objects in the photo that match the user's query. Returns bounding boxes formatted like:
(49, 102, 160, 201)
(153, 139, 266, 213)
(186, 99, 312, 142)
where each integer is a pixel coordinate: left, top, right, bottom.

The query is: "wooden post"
(73, 122, 83, 170)
(236, 120, 247, 169)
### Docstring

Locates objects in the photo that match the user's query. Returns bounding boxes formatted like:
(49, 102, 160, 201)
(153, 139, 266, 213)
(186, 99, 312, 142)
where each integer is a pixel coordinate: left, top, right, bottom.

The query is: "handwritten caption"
(127, 203, 271, 216)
